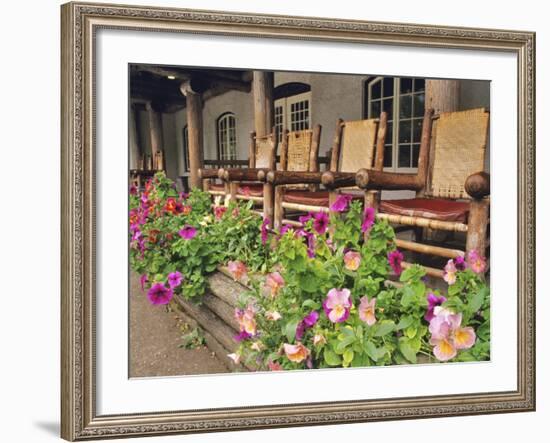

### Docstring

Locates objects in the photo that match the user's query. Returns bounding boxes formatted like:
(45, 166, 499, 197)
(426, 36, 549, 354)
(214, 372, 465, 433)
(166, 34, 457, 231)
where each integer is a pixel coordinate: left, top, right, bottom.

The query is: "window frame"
(365, 76, 426, 173)
(216, 112, 238, 162)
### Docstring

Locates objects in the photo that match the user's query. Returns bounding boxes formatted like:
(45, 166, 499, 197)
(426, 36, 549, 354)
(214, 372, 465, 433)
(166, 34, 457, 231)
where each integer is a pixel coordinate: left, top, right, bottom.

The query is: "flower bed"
(130, 172, 490, 371)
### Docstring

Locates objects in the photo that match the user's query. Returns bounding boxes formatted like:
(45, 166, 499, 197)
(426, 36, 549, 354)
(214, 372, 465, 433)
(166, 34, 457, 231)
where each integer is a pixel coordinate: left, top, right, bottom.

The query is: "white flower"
(214, 196, 222, 206)
(227, 353, 241, 364)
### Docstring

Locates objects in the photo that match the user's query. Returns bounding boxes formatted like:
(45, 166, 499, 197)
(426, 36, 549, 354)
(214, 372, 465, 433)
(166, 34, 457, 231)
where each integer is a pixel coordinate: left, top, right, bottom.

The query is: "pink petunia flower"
(312, 212, 329, 235)
(227, 353, 241, 365)
(428, 307, 476, 361)
(178, 225, 197, 240)
(323, 288, 352, 323)
(388, 250, 404, 276)
(264, 272, 285, 298)
(330, 194, 353, 212)
(146, 283, 173, 305)
(167, 271, 183, 289)
(358, 296, 377, 326)
(361, 206, 376, 233)
(227, 260, 248, 281)
(344, 250, 361, 271)
(467, 250, 487, 274)
(283, 342, 310, 363)
(313, 334, 327, 346)
(443, 259, 457, 285)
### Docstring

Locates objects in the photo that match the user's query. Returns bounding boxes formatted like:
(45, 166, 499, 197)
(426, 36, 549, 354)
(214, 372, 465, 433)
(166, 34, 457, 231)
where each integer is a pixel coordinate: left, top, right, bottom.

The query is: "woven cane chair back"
(428, 108, 489, 199)
(254, 135, 276, 170)
(338, 119, 378, 173)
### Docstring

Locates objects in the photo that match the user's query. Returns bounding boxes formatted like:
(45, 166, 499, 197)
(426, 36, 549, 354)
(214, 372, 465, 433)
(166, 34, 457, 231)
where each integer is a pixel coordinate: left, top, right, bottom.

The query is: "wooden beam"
(146, 101, 163, 158)
(181, 86, 204, 189)
(253, 71, 274, 137)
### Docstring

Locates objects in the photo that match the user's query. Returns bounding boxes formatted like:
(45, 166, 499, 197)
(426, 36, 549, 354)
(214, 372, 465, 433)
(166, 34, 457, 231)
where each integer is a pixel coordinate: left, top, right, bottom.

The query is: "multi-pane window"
(217, 112, 237, 161)
(366, 77, 425, 171)
(274, 91, 312, 141)
(290, 99, 310, 131)
(182, 125, 189, 172)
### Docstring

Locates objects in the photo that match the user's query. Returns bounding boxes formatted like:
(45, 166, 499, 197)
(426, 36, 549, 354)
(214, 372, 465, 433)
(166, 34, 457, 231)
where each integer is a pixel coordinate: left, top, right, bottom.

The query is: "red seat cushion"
(379, 198, 470, 223)
(238, 184, 264, 197)
(208, 182, 225, 192)
(283, 190, 330, 207)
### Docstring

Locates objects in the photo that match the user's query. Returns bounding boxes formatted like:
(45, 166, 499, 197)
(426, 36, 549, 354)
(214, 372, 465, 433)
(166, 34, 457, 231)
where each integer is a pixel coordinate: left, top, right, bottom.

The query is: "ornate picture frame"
(61, 2, 535, 440)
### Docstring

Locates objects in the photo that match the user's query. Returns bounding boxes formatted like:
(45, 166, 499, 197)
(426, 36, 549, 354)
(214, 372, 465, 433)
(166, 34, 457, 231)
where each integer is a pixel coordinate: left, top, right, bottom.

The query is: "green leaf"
(302, 299, 321, 310)
(405, 326, 418, 339)
(335, 334, 357, 354)
(324, 349, 342, 366)
(343, 349, 355, 364)
(398, 337, 418, 363)
(284, 319, 300, 343)
(298, 273, 319, 293)
(364, 341, 385, 362)
(468, 287, 488, 313)
(373, 320, 396, 337)
(396, 315, 414, 330)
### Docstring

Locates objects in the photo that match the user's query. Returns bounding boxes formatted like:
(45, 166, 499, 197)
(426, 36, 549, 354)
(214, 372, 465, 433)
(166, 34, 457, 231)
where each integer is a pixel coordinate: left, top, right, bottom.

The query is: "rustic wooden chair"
(222, 126, 322, 223)
(355, 107, 490, 278)
(263, 113, 387, 229)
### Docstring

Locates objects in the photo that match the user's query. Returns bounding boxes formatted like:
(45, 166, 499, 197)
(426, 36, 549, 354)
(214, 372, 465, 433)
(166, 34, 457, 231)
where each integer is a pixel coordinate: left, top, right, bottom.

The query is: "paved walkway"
(129, 274, 228, 377)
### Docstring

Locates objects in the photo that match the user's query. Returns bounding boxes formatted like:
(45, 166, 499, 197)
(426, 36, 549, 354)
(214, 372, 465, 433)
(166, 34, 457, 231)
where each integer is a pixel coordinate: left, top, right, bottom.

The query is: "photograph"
(128, 65, 491, 376)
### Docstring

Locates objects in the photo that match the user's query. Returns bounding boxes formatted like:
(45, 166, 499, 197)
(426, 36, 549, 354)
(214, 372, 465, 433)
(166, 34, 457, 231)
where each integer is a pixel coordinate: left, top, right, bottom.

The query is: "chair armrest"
(321, 171, 356, 189)
(464, 171, 490, 199)
(355, 168, 424, 191)
(266, 171, 324, 186)
(198, 168, 221, 179)
(222, 168, 269, 182)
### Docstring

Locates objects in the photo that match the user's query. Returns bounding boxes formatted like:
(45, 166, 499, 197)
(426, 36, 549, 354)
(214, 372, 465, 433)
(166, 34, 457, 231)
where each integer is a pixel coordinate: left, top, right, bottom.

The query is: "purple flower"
(312, 212, 329, 235)
(140, 274, 148, 291)
(296, 311, 319, 341)
(129, 184, 138, 195)
(280, 224, 293, 236)
(424, 293, 447, 322)
(388, 250, 404, 276)
(233, 330, 252, 342)
(306, 233, 316, 258)
(454, 256, 466, 271)
(261, 218, 270, 245)
(299, 213, 313, 225)
(361, 206, 376, 233)
(146, 283, 173, 305)
(178, 225, 197, 240)
(330, 194, 353, 212)
(167, 271, 183, 288)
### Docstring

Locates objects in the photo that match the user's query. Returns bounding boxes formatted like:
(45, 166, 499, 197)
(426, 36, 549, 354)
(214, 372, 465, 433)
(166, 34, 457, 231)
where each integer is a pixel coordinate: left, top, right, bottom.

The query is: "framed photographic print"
(61, 1, 536, 440)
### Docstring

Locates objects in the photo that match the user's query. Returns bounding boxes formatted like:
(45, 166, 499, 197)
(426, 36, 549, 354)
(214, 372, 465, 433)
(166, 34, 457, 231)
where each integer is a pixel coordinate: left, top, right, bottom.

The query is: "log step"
(207, 272, 244, 307)
(202, 292, 239, 331)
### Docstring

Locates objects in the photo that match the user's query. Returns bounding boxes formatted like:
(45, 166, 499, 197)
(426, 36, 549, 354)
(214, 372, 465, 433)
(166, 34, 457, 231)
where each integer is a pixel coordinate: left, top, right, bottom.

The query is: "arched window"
(216, 112, 237, 161)
(365, 77, 425, 171)
(274, 82, 312, 142)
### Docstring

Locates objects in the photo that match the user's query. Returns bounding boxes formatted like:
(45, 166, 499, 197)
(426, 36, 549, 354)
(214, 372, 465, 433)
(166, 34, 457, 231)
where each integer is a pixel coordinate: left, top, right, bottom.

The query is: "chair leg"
(274, 186, 284, 230)
(229, 182, 238, 203)
(263, 182, 274, 227)
(466, 198, 490, 257)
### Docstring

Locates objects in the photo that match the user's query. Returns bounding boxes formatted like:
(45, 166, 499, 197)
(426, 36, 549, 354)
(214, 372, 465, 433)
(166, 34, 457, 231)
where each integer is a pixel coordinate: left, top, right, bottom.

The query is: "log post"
(129, 103, 141, 170)
(145, 101, 164, 169)
(273, 187, 284, 230)
(263, 182, 274, 226)
(229, 182, 238, 203)
(425, 80, 461, 114)
(181, 84, 204, 189)
(253, 71, 274, 137)
(465, 199, 489, 259)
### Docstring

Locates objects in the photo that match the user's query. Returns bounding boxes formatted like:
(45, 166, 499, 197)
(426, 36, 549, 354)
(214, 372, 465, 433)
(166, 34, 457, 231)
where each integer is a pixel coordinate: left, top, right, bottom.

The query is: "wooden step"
(207, 272, 243, 307)
(202, 292, 239, 331)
